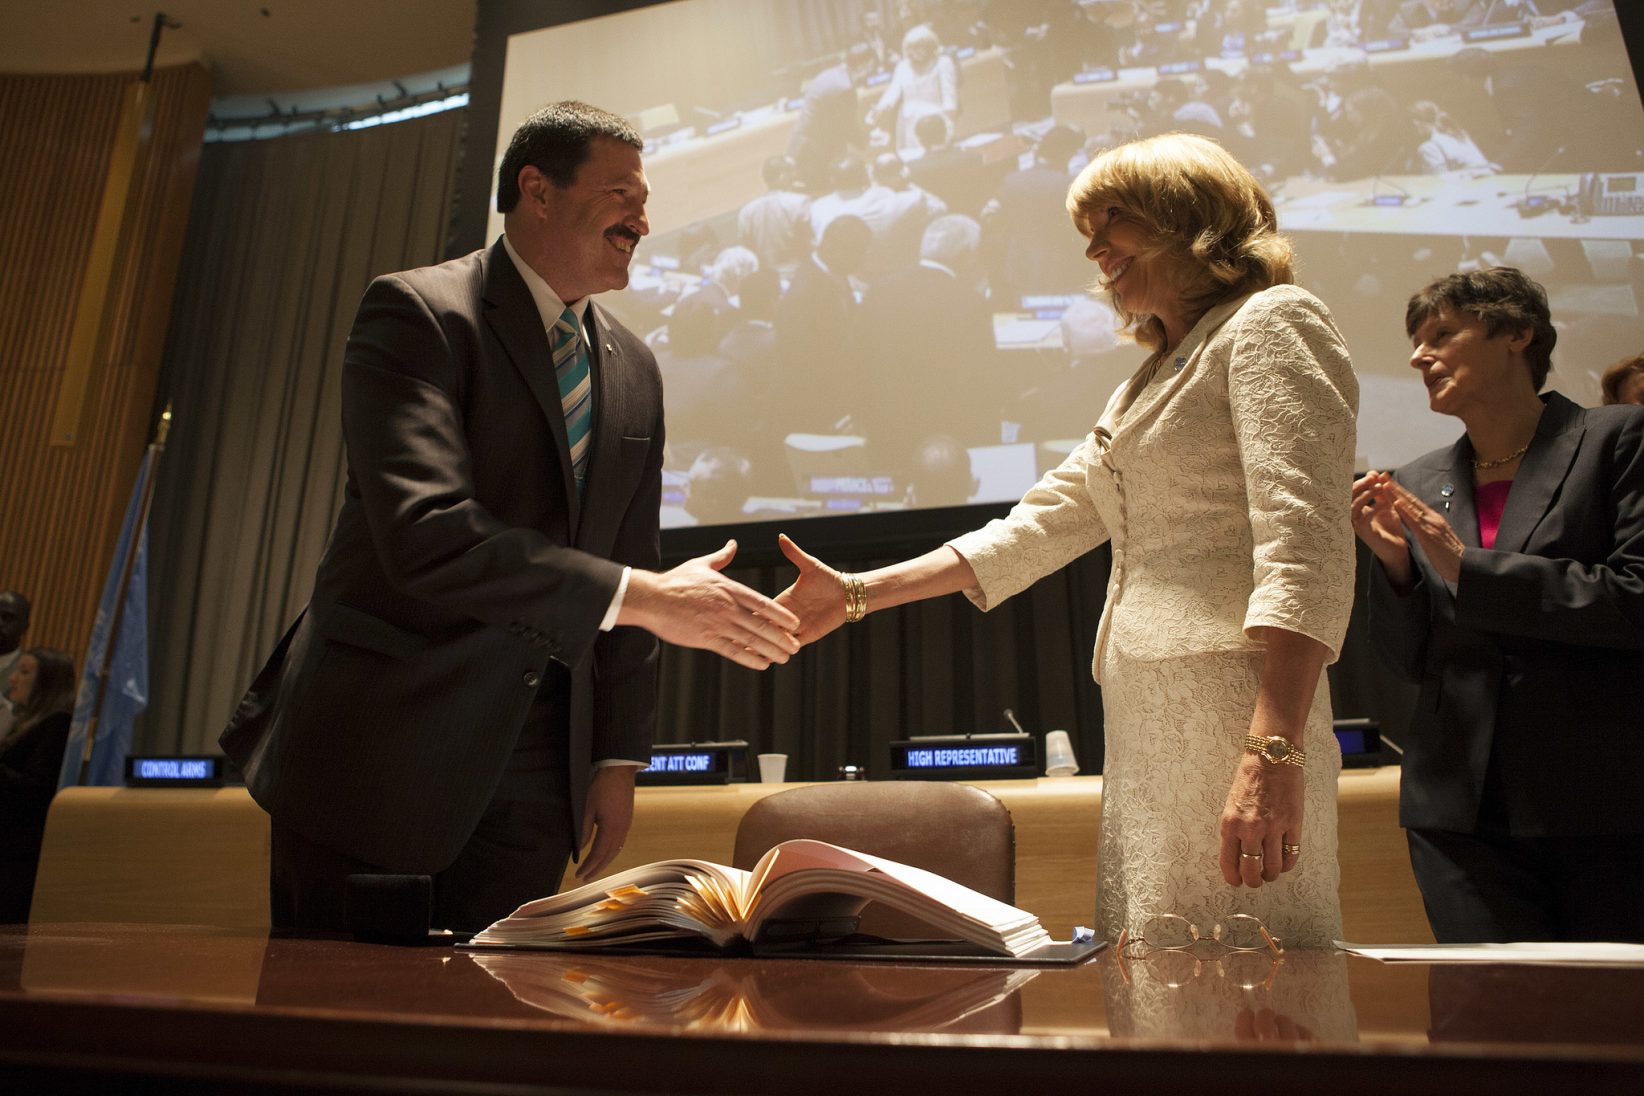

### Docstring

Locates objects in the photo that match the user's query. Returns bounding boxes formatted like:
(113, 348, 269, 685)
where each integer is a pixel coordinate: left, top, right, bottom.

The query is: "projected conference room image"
(490, 1, 1644, 529)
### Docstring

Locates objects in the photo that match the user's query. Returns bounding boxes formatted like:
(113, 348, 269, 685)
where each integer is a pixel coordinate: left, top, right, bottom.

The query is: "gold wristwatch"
(1243, 734, 1306, 767)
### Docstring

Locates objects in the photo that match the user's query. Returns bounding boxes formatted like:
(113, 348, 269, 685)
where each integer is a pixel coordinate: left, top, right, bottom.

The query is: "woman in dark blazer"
(0, 647, 75, 923)
(1353, 267, 1644, 943)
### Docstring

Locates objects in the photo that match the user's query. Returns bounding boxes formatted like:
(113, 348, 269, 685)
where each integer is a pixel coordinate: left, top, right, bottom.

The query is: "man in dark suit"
(787, 45, 874, 195)
(1355, 267, 1644, 942)
(221, 102, 799, 935)
(982, 124, 1085, 303)
(855, 214, 1000, 467)
(770, 214, 874, 438)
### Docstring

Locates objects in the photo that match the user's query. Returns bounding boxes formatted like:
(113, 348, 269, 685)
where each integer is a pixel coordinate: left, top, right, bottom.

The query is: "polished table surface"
(1, 924, 1639, 1095)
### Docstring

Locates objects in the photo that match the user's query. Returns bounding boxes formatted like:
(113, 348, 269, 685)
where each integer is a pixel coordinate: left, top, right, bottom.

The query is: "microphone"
(1003, 708, 1027, 735)
(1516, 144, 1567, 216)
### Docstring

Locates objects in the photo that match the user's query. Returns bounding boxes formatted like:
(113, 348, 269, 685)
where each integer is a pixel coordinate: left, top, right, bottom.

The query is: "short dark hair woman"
(1, 647, 76, 923)
(1353, 267, 1644, 943)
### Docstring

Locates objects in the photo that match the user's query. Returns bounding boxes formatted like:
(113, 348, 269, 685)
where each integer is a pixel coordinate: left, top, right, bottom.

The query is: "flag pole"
(77, 406, 172, 784)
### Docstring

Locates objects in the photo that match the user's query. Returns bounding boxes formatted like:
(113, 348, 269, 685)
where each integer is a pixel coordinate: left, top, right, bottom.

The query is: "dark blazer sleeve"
(1453, 411, 1644, 649)
(0, 712, 71, 833)
(589, 350, 665, 764)
(342, 273, 622, 664)
(1367, 557, 1433, 684)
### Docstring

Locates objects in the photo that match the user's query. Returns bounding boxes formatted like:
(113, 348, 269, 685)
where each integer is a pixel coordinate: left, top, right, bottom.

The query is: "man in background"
(0, 590, 32, 739)
(222, 101, 798, 935)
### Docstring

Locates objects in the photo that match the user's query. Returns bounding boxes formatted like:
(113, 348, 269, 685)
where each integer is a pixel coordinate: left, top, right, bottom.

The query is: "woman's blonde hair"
(1066, 133, 1292, 351)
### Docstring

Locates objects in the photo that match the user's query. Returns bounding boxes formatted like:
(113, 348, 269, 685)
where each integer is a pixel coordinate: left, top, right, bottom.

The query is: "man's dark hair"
(0, 591, 31, 656)
(761, 155, 796, 189)
(496, 100, 642, 214)
(817, 214, 873, 274)
(1405, 267, 1557, 391)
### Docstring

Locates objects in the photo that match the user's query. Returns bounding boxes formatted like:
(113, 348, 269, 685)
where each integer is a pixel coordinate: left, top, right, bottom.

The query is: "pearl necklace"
(1472, 441, 1531, 470)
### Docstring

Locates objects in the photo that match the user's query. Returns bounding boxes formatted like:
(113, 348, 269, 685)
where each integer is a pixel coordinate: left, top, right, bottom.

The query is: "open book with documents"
(467, 839, 1055, 959)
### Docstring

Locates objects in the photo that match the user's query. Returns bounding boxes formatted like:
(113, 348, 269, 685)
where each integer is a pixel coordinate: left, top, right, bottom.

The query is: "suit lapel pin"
(1440, 482, 1454, 512)
(1172, 356, 1186, 371)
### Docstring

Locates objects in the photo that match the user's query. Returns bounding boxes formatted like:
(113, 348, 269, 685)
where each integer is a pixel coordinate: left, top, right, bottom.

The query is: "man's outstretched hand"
(620, 539, 800, 669)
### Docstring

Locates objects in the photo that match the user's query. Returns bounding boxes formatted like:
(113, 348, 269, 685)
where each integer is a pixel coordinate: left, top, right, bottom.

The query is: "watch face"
(1264, 738, 1290, 761)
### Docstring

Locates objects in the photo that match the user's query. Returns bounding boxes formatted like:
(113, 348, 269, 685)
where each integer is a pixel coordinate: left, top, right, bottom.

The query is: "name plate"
(637, 741, 750, 786)
(124, 755, 224, 787)
(888, 734, 1038, 780)
(1463, 23, 1528, 43)
(1073, 67, 1117, 84)
(1333, 719, 1382, 769)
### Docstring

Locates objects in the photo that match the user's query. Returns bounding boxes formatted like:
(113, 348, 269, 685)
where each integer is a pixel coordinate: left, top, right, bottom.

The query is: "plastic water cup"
(757, 753, 788, 783)
(1044, 730, 1080, 777)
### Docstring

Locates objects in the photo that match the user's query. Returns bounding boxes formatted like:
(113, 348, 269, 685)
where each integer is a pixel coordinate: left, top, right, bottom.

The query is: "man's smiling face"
(527, 136, 650, 301)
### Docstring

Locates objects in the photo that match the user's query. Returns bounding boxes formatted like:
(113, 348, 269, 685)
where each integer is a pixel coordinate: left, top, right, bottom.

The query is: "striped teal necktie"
(550, 305, 593, 492)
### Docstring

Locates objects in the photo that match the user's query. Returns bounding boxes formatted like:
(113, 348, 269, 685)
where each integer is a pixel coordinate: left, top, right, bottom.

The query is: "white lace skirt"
(1095, 646, 1344, 949)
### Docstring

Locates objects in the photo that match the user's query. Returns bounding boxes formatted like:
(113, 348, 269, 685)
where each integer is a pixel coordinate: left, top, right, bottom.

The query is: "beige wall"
(0, 63, 211, 656)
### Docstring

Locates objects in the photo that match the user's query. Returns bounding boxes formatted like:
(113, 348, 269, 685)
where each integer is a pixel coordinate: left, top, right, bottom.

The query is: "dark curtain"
(140, 109, 464, 755)
(657, 544, 1112, 782)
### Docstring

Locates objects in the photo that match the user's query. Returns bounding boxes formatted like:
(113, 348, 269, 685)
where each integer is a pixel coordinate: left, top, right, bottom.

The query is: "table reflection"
(469, 951, 1035, 1035)
(5, 925, 1644, 1066)
(1101, 948, 1359, 1045)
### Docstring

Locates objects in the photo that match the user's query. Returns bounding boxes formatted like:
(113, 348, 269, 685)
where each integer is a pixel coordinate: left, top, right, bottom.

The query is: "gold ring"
(1239, 852, 1263, 860)
(1283, 843, 1302, 855)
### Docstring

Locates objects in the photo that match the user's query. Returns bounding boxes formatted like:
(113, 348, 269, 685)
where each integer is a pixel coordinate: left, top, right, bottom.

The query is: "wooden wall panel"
(0, 63, 211, 660)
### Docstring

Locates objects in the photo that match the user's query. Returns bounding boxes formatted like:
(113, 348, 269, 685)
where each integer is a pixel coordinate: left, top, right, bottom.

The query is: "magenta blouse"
(1476, 479, 1512, 550)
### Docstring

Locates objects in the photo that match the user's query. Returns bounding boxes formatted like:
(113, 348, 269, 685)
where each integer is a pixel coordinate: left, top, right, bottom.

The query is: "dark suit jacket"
(0, 710, 70, 922)
(770, 257, 862, 435)
(856, 262, 999, 459)
(1368, 393, 1644, 836)
(222, 239, 665, 874)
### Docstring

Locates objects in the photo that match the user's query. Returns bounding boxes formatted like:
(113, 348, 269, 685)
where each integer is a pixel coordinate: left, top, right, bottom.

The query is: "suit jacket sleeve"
(1228, 289, 1359, 660)
(591, 395, 665, 763)
(342, 273, 622, 663)
(1367, 550, 1433, 683)
(948, 432, 1112, 611)
(1453, 412, 1644, 649)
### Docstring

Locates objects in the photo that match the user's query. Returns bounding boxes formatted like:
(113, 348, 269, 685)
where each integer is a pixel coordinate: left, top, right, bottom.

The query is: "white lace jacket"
(950, 284, 1359, 678)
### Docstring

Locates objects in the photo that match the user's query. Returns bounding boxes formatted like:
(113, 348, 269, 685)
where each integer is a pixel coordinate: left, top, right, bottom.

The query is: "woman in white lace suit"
(776, 133, 1359, 946)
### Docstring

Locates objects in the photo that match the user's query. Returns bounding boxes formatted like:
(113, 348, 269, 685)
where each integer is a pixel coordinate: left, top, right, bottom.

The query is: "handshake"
(616, 533, 870, 671)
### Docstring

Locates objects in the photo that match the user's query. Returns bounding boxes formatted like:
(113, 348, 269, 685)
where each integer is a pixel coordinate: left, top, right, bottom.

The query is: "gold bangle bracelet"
(841, 572, 867, 623)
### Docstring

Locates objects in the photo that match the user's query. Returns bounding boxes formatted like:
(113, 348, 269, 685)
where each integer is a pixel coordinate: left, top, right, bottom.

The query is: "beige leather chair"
(29, 787, 270, 927)
(732, 781, 1015, 938)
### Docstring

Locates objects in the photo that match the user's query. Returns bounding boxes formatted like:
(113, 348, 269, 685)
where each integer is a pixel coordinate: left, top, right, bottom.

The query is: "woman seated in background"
(1, 647, 76, 923)
(778, 133, 1359, 948)
(1353, 267, 1644, 943)
(1410, 100, 1494, 175)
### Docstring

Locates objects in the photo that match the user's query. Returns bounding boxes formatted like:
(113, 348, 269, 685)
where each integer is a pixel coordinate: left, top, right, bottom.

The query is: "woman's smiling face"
(1082, 205, 1179, 332)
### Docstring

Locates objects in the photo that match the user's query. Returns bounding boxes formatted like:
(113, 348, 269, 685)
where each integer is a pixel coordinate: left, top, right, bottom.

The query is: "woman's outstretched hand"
(774, 533, 848, 645)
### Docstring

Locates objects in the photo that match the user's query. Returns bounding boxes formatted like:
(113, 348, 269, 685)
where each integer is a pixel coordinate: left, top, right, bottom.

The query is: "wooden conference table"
(1, 923, 1639, 1095)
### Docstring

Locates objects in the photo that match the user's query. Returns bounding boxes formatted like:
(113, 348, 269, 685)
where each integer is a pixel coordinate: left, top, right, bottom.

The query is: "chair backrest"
(29, 787, 270, 927)
(732, 782, 1015, 938)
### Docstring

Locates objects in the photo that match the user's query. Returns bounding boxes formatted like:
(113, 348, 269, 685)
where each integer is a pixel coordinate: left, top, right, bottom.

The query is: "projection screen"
(486, 0, 1644, 530)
